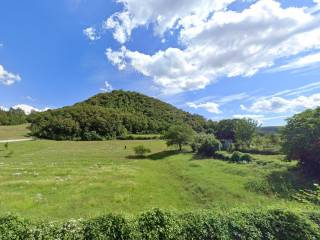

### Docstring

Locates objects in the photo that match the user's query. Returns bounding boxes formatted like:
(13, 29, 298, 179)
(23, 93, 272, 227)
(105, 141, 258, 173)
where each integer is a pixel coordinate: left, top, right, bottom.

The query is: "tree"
(164, 125, 194, 151)
(133, 145, 151, 157)
(282, 107, 320, 177)
(215, 119, 237, 141)
(234, 118, 258, 149)
(216, 118, 258, 150)
(191, 134, 221, 156)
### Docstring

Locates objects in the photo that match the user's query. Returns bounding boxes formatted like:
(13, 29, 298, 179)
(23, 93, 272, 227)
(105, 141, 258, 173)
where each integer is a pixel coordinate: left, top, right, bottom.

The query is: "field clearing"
(0, 136, 316, 220)
(0, 124, 30, 140)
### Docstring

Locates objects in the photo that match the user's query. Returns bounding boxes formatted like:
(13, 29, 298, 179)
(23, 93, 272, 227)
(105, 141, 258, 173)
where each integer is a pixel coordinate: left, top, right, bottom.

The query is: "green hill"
(259, 126, 282, 134)
(29, 90, 209, 140)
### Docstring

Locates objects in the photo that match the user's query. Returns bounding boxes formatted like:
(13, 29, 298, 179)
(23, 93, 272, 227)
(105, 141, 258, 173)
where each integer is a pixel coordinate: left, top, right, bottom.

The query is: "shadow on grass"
(126, 150, 180, 160)
(246, 166, 317, 199)
(148, 150, 181, 160)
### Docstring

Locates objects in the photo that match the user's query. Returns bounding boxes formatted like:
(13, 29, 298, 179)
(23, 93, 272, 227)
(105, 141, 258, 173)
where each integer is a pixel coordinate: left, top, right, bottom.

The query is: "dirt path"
(0, 138, 33, 143)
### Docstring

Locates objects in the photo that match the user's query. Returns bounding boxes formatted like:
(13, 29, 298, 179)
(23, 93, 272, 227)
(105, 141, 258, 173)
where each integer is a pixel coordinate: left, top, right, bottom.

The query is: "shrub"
(133, 145, 151, 157)
(192, 134, 221, 157)
(0, 215, 32, 239)
(83, 214, 132, 240)
(241, 153, 253, 162)
(0, 209, 319, 239)
(136, 209, 181, 240)
(214, 151, 230, 161)
(231, 151, 242, 162)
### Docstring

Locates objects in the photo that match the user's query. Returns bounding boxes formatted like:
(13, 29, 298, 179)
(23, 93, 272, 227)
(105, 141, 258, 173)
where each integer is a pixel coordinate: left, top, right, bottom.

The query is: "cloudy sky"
(1, 0, 320, 125)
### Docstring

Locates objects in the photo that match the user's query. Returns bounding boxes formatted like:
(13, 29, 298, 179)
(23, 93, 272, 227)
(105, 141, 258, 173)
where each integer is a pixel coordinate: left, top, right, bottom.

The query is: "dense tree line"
(0, 108, 28, 125)
(282, 107, 320, 177)
(28, 90, 263, 142)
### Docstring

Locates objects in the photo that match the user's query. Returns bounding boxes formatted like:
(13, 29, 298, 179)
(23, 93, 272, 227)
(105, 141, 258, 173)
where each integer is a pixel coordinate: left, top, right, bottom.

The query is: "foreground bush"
(191, 134, 221, 157)
(0, 209, 319, 239)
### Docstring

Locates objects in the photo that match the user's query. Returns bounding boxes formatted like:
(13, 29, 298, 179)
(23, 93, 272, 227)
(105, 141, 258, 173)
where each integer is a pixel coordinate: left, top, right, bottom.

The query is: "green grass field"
(0, 124, 30, 140)
(0, 128, 317, 221)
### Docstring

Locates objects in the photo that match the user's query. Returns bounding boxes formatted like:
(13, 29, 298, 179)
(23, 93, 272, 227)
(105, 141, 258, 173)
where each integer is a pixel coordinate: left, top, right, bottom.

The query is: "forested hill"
(29, 90, 210, 140)
(79, 90, 207, 131)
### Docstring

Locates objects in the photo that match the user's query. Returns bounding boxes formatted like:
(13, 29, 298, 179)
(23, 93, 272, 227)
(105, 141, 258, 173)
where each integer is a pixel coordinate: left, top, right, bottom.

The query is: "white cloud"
(83, 27, 100, 41)
(217, 92, 249, 104)
(107, 0, 320, 93)
(187, 101, 221, 114)
(276, 52, 320, 71)
(0, 106, 8, 111)
(12, 104, 50, 115)
(100, 81, 113, 92)
(104, 0, 236, 43)
(233, 114, 264, 124)
(0, 65, 21, 85)
(241, 93, 320, 113)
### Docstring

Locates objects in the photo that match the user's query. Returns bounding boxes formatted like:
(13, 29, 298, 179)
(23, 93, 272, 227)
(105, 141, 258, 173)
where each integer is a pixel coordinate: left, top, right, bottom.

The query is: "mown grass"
(0, 124, 30, 140)
(0, 134, 317, 221)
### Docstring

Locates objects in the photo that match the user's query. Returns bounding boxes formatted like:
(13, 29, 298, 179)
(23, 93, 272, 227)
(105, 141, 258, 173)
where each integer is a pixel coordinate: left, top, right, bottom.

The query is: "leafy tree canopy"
(164, 125, 195, 151)
(282, 107, 320, 177)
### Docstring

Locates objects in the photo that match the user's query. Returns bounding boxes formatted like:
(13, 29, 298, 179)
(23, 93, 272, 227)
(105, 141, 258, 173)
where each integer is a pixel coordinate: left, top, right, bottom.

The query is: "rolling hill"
(29, 90, 210, 140)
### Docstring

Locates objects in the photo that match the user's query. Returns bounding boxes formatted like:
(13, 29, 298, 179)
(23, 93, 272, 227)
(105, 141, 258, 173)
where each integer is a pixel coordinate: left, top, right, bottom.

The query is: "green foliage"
(282, 107, 320, 176)
(241, 153, 253, 162)
(191, 134, 221, 157)
(293, 184, 320, 205)
(230, 151, 253, 163)
(29, 105, 135, 140)
(164, 125, 195, 151)
(83, 214, 132, 240)
(234, 118, 258, 149)
(216, 119, 238, 141)
(29, 90, 209, 140)
(0, 108, 27, 126)
(0, 209, 319, 239)
(0, 215, 32, 239)
(216, 119, 258, 149)
(137, 209, 180, 240)
(83, 90, 208, 133)
(133, 145, 151, 157)
(249, 133, 282, 155)
(231, 151, 242, 162)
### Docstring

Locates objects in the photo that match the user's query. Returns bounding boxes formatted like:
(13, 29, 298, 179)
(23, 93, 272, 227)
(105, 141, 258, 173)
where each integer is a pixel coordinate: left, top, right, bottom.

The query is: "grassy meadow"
(0, 124, 30, 140)
(0, 125, 317, 220)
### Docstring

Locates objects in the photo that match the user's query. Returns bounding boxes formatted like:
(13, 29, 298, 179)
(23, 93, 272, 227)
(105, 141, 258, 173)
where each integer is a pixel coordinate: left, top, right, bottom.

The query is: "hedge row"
(0, 209, 319, 239)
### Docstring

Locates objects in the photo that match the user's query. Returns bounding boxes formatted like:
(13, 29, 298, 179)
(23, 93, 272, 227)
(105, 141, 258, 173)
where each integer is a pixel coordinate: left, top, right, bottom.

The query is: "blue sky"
(1, 0, 320, 125)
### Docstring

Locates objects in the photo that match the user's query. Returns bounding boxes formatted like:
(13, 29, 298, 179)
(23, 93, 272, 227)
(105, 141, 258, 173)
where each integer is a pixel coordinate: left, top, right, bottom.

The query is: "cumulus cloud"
(0, 65, 21, 85)
(83, 27, 100, 41)
(107, 0, 320, 93)
(104, 0, 236, 43)
(187, 101, 221, 114)
(12, 104, 50, 115)
(241, 93, 320, 113)
(100, 81, 113, 92)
